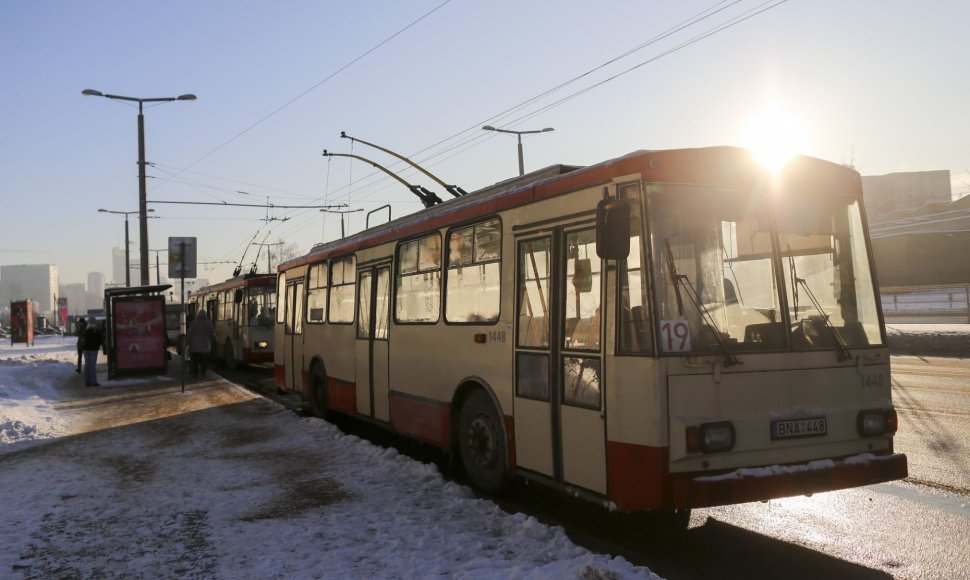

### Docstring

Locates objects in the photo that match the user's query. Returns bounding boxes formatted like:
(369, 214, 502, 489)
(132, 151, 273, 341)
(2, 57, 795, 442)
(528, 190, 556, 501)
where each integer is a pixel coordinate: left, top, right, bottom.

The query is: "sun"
(741, 107, 810, 173)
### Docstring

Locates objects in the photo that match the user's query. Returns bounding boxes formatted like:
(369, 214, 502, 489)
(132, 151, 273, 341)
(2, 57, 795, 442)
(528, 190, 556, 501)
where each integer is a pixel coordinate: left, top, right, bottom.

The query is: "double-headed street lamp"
(482, 125, 555, 176)
(98, 208, 155, 288)
(83, 89, 196, 286)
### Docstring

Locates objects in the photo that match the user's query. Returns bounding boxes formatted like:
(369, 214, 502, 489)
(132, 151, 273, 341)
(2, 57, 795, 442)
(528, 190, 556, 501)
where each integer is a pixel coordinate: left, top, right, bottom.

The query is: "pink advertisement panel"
(113, 298, 166, 370)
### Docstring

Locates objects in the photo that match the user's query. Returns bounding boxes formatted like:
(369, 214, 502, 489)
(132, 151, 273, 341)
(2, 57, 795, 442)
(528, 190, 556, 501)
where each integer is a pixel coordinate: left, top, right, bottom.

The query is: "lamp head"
(82, 89, 103, 97)
(482, 125, 496, 131)
(177, 94, 197, 101)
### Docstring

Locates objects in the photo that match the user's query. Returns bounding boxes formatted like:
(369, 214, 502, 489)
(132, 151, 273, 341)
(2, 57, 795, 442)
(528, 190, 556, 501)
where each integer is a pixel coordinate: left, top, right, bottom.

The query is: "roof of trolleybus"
(188, 273, 277, 297)
(279, 146, 863, 270)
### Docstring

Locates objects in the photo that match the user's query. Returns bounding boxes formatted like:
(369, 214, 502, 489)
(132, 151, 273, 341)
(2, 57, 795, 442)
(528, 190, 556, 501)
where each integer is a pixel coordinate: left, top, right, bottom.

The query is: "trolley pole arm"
(322, 150, 443, 208)
(341, 132, 468, 197)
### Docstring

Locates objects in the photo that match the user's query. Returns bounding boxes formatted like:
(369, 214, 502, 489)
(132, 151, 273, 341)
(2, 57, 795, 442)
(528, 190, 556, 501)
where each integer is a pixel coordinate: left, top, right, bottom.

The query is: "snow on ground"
(0, 336, 656, 579)
(886, 323, 970, 357)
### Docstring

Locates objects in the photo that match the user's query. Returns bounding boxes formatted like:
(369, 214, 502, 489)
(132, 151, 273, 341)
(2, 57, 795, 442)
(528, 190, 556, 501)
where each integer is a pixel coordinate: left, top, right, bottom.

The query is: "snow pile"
(0, 337, 657, 579)
(886, 323, 970, 357)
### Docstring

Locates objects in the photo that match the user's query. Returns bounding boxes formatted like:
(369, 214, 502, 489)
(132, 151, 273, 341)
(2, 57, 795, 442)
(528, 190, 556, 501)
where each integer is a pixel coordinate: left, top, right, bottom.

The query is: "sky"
(2, 1, 970, 287)
(0, 338, 657, 578)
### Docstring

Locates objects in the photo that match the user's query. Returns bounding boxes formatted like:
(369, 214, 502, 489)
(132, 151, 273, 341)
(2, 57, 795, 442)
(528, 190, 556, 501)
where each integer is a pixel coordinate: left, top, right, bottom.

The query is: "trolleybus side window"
(307, 262, 328, 323)
(329, 255, 356, 324)
(276, 274, 286, 324)
(446, 218, 501, 324)
(617, 182, 653, 354)
(395, 234, 441, 323)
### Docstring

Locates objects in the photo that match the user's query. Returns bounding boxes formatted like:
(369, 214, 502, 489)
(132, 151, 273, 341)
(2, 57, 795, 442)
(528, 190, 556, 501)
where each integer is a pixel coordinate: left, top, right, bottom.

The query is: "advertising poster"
(57, 297, 68, 327)
(10, 300, 33, 345)
(112, 296, 167, 373)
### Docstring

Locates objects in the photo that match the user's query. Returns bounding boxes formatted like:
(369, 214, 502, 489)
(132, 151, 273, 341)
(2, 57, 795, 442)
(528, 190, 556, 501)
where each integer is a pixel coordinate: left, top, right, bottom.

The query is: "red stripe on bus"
(390, 394, 451, 449)
(669, 452, 908, 509)
(274, 364, 285, 390)
(328, 377, 356, 416)
(606, 441, 669, 511)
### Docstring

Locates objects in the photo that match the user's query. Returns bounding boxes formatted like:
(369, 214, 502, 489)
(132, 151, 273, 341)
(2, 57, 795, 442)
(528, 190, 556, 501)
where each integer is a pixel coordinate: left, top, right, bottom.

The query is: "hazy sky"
(2, 0, 968, 286)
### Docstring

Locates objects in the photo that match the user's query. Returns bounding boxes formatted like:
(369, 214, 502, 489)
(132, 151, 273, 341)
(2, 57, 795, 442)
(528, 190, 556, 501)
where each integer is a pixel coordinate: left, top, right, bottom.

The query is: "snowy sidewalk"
(0, 338, 654, 579)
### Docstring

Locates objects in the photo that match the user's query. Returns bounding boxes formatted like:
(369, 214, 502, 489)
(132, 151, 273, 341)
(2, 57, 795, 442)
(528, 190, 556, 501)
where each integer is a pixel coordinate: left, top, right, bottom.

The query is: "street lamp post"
(83, 89, 196, 286)
(482, 125, 555, 176)
(98, 209, 155, 287)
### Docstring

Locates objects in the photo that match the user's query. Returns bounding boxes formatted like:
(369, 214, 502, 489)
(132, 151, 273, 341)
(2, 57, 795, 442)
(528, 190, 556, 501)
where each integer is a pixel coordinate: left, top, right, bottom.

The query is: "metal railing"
(881, 284, 970, 324)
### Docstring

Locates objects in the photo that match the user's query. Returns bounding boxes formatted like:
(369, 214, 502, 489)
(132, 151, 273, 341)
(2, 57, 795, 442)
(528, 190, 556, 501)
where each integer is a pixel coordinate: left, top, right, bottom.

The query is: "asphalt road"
(890, 355, 970, 493)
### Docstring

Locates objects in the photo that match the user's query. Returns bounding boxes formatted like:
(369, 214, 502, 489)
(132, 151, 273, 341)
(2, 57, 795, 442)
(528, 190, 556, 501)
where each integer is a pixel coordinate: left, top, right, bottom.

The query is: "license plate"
(771, 417, 827, 440)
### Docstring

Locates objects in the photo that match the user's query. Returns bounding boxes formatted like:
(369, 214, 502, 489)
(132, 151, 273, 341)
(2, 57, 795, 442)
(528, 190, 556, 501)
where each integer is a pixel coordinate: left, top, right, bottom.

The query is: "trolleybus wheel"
(224, 339, 238, 370)
(309, 365, 330, 419)
(458, 390, 508, 495)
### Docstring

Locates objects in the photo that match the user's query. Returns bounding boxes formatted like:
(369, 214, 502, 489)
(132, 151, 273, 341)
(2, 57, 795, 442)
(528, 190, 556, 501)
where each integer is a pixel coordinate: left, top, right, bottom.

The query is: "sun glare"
(741, 107, 810, 173)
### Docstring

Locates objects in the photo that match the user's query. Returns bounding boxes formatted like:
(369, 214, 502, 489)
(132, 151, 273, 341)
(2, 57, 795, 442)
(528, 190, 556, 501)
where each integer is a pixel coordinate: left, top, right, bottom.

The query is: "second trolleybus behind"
(186, 273, 277, 369)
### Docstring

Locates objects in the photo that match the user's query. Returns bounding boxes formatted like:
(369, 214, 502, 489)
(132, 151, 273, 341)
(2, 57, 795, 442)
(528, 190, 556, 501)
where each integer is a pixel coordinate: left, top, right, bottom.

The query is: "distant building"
(861, 170, 951, 222)
(59, 283, 87, 317)
(0, 264, 59, 317)
(87, 272, 105, 297)
(864, 170, 970, 287)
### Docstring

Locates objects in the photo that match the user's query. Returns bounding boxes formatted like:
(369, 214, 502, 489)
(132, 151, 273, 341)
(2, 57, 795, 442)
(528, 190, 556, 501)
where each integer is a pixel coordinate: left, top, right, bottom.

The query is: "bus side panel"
(606, 441, 668, 510)
(604, 356, 668, 509)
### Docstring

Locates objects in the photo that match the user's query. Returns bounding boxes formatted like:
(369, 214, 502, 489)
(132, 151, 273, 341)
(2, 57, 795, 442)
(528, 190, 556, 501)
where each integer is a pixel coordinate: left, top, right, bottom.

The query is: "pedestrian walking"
(186, 309, 214, 377)
(82, 320, 104, 387)
(74, 317, 87, 373)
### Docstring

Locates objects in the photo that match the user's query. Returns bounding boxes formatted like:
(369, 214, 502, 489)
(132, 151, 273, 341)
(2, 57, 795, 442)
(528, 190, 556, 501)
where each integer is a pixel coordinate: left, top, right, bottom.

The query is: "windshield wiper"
(665, 239, 740, 367)
(787, 246, 852, 362)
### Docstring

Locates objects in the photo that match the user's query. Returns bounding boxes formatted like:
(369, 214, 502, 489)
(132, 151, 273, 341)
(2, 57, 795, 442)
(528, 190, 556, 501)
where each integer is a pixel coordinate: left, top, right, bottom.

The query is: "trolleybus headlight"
(686, 421, 736, 454)
(255, 341, 269, 349)
(857, 409, 897, 437)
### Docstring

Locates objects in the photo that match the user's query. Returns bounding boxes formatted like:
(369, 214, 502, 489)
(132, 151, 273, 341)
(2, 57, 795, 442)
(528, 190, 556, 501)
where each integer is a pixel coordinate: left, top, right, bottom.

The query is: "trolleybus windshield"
(649, 185, 882, 356)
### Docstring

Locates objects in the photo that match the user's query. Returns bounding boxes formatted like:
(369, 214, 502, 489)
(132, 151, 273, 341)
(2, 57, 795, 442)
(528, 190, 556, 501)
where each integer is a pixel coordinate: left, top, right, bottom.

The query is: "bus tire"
(309, 365, 330, 419)
(224, 339, 238, 370)
(458, 389, 509, 495)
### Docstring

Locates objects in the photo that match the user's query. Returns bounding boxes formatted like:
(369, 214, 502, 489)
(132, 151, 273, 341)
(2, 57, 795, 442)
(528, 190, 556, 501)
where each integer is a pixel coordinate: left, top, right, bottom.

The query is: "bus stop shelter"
(103, 284, 172, 380)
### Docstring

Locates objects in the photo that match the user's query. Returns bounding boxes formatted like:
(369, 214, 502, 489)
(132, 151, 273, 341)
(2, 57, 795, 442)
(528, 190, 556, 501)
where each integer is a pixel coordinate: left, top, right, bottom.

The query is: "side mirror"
(596, 198, 630, 260)
(234, 289, 243, 304)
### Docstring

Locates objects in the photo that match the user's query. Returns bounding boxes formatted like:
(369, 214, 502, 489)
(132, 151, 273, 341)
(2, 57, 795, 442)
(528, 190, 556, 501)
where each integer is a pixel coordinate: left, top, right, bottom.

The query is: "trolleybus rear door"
(355, 264, 391, 422)
(514, 228, 607, 495)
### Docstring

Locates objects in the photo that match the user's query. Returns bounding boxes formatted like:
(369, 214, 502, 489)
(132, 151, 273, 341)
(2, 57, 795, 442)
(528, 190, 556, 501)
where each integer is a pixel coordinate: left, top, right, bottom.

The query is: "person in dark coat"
(75, 317, 87, 373)
(82, 321, 104, 387)
(186, 309, 215, 377)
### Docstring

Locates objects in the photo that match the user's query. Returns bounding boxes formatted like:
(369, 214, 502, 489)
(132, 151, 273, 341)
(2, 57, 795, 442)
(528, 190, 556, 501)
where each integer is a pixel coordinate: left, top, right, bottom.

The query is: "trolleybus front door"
(355, 264, 391, 422)
(284, 280, 304, 393)
(514, 228, 607, 495)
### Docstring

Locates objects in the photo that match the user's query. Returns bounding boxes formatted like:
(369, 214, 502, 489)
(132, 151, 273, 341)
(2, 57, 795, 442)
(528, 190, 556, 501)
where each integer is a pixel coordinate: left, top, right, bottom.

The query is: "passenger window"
(395, 234, 441, 323)
(329, 256, 356, 324)
(307, 262, 328, 323)
(446, 219, 501, 323)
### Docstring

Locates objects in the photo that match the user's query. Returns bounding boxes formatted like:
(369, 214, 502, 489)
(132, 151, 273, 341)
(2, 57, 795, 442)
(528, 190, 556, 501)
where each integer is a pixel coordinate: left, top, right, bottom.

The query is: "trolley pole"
(180, 241, 186, 394)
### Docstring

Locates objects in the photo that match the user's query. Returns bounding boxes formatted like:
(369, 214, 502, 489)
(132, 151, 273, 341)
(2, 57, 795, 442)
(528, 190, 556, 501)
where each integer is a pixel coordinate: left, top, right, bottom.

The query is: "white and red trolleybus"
(186, 273, 277, 369)
(274, 147, 906, 518)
